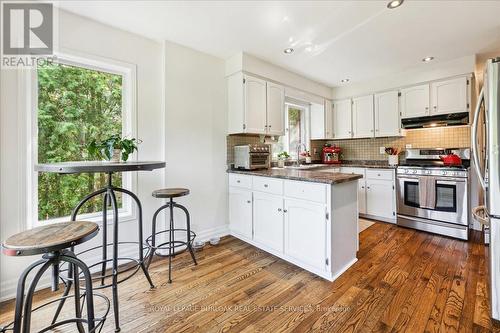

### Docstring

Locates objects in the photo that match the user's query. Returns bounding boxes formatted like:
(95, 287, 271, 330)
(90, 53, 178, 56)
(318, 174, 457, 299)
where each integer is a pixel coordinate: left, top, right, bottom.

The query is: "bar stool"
(146, 188, 197, 283)
(0, 221, 110, 333)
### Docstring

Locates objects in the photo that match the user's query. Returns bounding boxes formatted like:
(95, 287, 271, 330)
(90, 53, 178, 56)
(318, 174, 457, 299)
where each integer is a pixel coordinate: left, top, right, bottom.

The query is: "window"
(30, 54, 136, 224)
(273, 103, 310, 160)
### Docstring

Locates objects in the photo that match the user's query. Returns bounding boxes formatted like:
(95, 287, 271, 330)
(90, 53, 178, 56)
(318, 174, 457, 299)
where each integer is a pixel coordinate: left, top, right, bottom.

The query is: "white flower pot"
(277, 159, 285, 168)
(388, 155, 399, 166)
(111, 149, 122, 162)
(305, 157, 312, 164)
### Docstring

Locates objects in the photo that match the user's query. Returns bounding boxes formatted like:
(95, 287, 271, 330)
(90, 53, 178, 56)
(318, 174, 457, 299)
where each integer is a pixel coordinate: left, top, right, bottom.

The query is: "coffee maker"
(322, 145, 342, 164)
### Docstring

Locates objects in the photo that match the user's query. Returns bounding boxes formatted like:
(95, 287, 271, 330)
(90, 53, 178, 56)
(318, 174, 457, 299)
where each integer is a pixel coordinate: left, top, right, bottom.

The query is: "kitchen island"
(227, 168, 362, 281)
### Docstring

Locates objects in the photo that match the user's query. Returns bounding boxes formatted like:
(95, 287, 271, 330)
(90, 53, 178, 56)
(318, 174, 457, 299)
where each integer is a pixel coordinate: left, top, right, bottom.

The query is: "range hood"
(401, 112, 469, 129)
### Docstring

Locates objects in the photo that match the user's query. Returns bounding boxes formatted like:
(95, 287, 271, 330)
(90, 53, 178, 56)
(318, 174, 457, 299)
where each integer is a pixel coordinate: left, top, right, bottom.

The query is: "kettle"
(439, 153, 462, 166)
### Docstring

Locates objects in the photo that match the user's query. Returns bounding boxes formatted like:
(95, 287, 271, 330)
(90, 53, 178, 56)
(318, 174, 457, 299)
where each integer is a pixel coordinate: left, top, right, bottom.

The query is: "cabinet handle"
(367, 186, 371, 189)
(283, 209, 288, 213)
(433, 106, 437, 109)
(377, 174, 381, 176)
(264, 184, 269, 188)
(361, 186, 365, 189)
(237, 180, 241, 183)
(278, 208, 282, 212)
(425, 107, 429, 110)
(268, 125, 272, 128)
(247, 200, 251, 204)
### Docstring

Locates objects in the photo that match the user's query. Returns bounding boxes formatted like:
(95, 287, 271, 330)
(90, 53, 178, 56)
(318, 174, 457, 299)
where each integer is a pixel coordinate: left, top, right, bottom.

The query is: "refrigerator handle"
(471, 87, 487, 190)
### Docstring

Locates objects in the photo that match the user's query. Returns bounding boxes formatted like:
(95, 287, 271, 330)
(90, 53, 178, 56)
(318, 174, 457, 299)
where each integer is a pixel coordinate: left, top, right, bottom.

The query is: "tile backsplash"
(311, 125, 470, 161)
(227, 125, 471, 165)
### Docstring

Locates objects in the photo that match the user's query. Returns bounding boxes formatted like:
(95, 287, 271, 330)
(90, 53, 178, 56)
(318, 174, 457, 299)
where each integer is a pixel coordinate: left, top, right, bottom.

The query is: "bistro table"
(35, 161, 165, 332)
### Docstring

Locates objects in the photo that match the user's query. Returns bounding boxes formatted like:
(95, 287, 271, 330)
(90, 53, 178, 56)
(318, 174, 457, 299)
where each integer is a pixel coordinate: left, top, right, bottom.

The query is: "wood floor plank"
(0, 223, 496, 333)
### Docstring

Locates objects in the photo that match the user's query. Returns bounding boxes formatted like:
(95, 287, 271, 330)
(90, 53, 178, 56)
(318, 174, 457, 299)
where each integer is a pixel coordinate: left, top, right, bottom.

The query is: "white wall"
(164, 41, 228, 240)
(0, 10, 164, 301)
(332, 55, 475, 99)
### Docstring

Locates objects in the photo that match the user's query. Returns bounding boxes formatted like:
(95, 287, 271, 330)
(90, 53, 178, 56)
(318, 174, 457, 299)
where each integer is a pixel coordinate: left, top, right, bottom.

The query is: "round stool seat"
(2, 221, 99, 257)
(152, 188, 190, 199)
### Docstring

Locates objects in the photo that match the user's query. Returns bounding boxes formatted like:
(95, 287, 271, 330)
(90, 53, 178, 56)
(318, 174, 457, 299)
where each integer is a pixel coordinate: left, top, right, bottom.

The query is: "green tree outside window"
(37, 62, 124, 221)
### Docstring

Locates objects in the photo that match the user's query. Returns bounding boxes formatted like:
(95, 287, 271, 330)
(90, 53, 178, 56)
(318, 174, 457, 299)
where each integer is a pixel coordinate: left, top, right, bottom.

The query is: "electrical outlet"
(406, 144, 412, 149)
(379, 147, 386, 154)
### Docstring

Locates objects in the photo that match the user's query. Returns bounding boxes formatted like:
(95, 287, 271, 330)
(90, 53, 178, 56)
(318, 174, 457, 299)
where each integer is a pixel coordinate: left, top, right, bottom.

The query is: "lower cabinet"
(366, 179, 395, 220)
(284, 199, 326, 270)
(253, 192, 284, 253)
(228, 187, 253, 239)
(358, 181, 367, 215)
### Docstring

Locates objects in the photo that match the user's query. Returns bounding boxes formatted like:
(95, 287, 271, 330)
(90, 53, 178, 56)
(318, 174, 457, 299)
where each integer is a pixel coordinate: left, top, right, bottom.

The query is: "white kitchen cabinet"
(253, 192, 284, 253)
(400, 84, 430, 119)
(324, 100, 334, 139)
(352, 95, 375, 138)
(333, 99, 352, 139)
(284, 199, 327, 271)
(366, 179, 395, 220)
(228, 187, 253, 240)
(374, 91, 401, 137)
(430, 76, 468, 115)
(310, 102, 326, 140)
(266, 82, 285, 135)
(340, 167, 366, 215)
(227, 72, 285, 135)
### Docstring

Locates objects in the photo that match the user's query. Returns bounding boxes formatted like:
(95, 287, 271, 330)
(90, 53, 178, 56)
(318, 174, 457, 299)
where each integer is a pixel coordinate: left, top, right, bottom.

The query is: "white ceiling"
(58, 0, 500, 87)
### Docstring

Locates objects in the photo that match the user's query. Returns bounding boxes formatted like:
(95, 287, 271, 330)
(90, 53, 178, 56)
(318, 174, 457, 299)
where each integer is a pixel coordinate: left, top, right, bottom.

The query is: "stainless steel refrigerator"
(472, 57, 500, 321)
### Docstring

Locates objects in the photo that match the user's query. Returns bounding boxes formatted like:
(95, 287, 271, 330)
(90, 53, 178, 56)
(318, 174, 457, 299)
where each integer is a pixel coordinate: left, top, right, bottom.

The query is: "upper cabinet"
(266, 82, 285, 136)
(227, 72, 285, 135)
(310, 102, 326, 140)
(430, 76, 468, 115)
(324, 100, 334, 139)
(352, 95, 374, 138)
(332, 99, 352, 139)
(374, 91, 401, 137)
(400, 75, 470, 119)
(400, 84, 430, 119)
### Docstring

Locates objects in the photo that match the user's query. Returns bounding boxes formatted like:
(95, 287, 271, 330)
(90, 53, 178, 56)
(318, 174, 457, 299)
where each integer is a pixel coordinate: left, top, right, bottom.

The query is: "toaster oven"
(234, 144, 271, 170)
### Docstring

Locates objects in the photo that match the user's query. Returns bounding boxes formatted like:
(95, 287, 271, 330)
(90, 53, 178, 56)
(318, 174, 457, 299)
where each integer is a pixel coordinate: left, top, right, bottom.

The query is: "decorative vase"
(111, 149, 122, 162)
(388, 155, 399, 166)
(277, 159, 285, 168)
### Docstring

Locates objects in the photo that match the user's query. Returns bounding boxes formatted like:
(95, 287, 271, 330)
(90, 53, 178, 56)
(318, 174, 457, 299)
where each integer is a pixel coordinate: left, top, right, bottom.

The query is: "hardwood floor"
(1, 222, 499, 332)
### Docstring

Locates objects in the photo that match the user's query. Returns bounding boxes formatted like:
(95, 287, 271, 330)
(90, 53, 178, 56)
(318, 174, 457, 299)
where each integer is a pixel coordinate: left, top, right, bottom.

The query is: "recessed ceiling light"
(284, 48, 294, 54)
(387, 0, 404, 9)
(305, 46, 313, 52)
(422, 56, 434, 62)
(341, 79, 350, 83)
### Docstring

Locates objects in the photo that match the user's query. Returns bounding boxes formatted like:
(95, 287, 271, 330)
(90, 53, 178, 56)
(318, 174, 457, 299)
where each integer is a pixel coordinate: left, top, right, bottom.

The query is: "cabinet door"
(284, 199, 326, 270)
(352, 95, 375, 138)
(244, 75, 267, 134)
(253, 192, 284, 253)
(366, 179, 395, 219)
(332, 99, 352, 139)
(229, 187, 253, 239)
(358, 180, 367, 215)
(430, 76, 468, 115)
(400, 84, 430, 119)
(310, 102, 325, 139)
(324, 100, 334, 139)
(266, 82, 285, 136)
(375, 91, 400, 137)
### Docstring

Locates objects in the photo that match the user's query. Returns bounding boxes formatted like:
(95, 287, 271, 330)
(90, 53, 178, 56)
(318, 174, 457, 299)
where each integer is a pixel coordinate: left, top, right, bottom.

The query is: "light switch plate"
(379, 147, 386, 154)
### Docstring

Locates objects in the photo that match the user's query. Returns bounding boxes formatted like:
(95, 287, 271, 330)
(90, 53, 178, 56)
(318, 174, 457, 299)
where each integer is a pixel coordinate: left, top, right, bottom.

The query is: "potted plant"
(87, 135, 140, 162)
(277, 151, 290, 168)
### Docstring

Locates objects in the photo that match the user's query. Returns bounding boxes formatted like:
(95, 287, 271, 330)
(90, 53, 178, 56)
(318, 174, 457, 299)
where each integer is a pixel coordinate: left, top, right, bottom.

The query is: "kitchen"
(1, 1, 500, 332)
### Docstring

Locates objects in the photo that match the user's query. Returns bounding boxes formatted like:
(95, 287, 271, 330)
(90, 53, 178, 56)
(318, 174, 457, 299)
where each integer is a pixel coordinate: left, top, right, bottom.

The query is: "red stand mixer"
(322, 145, 342, 164)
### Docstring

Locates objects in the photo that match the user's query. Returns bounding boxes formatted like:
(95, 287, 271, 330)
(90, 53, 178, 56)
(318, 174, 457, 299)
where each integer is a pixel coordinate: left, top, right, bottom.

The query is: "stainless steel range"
(396, 148, 471, 240)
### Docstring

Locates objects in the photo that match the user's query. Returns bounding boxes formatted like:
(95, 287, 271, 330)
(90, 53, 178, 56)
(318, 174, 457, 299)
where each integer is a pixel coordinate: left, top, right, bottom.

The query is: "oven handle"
(397, 176, 467, 183)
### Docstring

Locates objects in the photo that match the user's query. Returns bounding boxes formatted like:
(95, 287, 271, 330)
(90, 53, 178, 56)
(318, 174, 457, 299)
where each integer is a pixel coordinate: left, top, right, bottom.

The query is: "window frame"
(25, 51, 138, 228)
(274, 102, 310, 161)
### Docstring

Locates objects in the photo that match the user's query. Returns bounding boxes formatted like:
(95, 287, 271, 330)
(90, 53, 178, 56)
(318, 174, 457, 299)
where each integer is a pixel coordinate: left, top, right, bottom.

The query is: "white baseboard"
(195, 224, 230, 242)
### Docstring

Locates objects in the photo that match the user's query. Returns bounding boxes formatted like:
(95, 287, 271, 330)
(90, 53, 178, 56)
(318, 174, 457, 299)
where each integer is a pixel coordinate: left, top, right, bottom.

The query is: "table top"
(35, 161, 166, 174)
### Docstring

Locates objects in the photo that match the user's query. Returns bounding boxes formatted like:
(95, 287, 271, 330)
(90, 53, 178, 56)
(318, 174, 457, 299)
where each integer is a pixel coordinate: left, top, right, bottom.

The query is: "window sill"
(36, 209, 136, 227)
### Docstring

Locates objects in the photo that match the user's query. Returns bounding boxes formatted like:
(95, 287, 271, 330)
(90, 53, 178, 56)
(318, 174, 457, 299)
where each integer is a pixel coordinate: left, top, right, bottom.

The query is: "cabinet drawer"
(284, 180, 326, 203)
(252, 176, 283, 195)
(228, 173, 252, 189)
(366, 169, 394, 181)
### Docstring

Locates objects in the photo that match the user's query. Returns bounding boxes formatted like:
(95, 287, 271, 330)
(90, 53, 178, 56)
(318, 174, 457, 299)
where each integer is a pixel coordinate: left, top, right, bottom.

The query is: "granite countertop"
(227, 168, 363, 185)
(306, 160, 397, 169)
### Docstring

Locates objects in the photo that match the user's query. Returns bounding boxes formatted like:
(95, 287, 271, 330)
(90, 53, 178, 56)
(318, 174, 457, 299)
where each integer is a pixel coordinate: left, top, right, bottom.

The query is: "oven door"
(249, 153, 270, 169)
(397, 176, 468, 225)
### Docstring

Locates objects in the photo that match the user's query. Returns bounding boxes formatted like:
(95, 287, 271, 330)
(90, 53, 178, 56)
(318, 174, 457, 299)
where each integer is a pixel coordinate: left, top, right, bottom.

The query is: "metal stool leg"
(173, 203, 197, 266)
(109, 189, 121, 332)
(168, 198, 174, 283)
